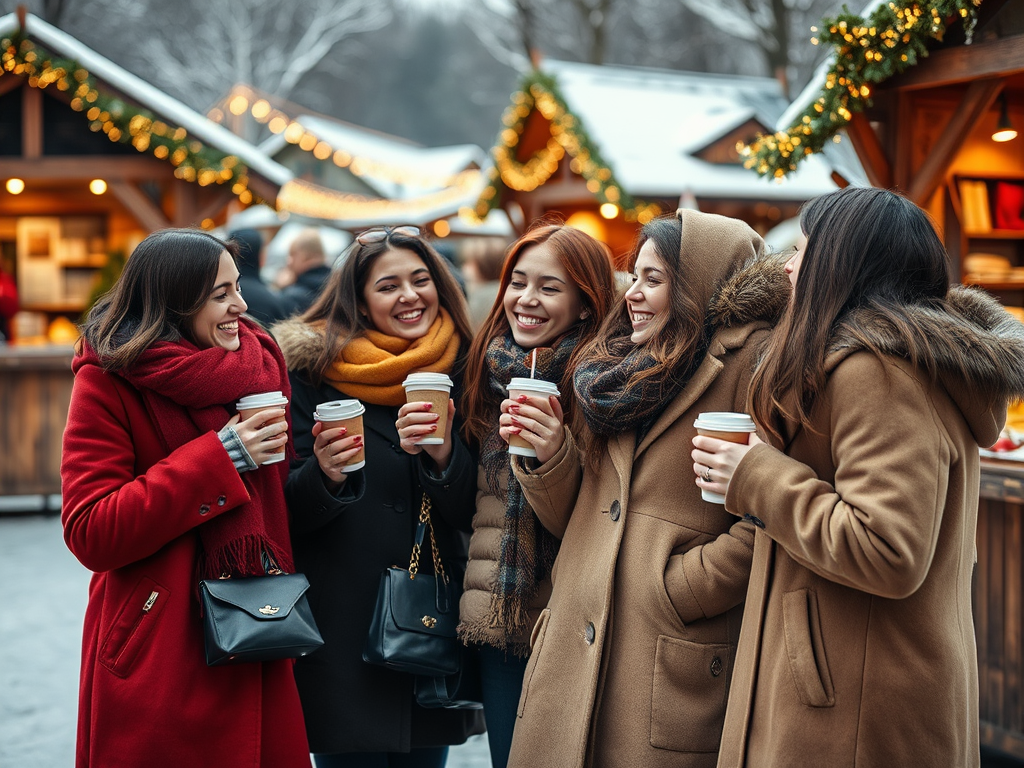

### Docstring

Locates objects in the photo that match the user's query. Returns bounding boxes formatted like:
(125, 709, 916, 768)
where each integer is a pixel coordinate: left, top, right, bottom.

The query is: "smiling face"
(360, 247, 440, 340)
(502, 242, 585, 349)
(188, 250, 247, 351)
(624, 239, 671, 344)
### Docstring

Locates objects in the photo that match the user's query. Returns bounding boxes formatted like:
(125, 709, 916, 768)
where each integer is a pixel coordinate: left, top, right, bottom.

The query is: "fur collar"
(709, 253, 791, 330)
(273, 318, 330, 378)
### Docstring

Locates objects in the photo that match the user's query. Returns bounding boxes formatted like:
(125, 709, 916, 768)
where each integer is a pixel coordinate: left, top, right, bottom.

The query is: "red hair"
(460, 224, 617, 446)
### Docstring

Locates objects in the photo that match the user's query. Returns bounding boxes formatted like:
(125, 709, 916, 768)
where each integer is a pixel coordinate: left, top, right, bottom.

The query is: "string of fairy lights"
(740, 0, 982, 179)
(472, 71, 661, 225)
(209, 87, 476, 190)
(1, 34, 255, 202)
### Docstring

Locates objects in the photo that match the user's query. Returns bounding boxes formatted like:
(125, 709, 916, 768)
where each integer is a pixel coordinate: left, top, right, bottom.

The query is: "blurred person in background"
(230, 228, 285, 328)
(460, 238, 508, 331)
(279, 228, 334, 317)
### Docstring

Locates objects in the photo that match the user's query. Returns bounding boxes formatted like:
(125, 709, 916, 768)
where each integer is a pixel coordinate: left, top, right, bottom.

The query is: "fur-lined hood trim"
(708, 253, 791, 330)
(273, 318, 330, 378)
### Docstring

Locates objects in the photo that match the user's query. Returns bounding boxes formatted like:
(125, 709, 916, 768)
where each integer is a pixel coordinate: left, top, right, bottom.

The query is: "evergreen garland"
(1, 34, 254, 199)
(740, 0, 982, 178)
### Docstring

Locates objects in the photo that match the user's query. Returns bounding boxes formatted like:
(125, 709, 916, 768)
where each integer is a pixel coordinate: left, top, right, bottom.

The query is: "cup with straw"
(506, 349, 560, 458)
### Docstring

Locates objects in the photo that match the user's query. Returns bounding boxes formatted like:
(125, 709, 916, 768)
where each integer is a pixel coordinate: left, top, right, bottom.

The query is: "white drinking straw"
(530, 349, 537, 378)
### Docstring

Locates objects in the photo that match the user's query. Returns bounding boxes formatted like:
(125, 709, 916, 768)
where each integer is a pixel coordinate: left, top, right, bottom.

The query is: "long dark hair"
(81, 229, 237, 371)
(750, 187, 951, 441)
(460, 224, 616, 446)
(300, 228, 473, 386)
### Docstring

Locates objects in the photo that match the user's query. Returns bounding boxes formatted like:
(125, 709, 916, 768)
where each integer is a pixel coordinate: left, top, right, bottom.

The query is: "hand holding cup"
(313, 400, 366, 488)
(499, 385, 566, 465)
(227, 408, 289, 467)
(235, 391, 290, 465)
(689, 412, 761, 506)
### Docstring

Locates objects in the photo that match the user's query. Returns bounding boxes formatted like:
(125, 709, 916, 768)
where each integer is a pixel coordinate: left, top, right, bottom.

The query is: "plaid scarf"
(482, 328, 581, 642)
(573, 335, 691, 438)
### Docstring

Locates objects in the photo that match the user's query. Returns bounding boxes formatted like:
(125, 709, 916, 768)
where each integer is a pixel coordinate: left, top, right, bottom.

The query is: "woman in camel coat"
(500, 210, 790, 768)
(694, 188, 1024, 767)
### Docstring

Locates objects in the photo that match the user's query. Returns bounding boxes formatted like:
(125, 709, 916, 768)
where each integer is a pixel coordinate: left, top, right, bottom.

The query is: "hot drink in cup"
(314, 399, 366, 472)
(402, 373, 454, 446)
(506, 377, 561, 458)
(693, 412, 757, 504)
(235, 391, 290, 465)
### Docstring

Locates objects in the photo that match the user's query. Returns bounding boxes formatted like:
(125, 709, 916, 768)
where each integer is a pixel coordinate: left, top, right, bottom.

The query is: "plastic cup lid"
(236, 391, 289, 409)
(692, 412, 756, 432)
(315, 399, 365, 421)
(402, 372, 454, 389)
(507, 377, 560, 396)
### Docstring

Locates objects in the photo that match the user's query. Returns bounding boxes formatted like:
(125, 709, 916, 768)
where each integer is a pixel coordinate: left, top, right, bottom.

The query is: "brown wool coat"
(718, 287, 1024, 768)
(506, 230, 791, 768)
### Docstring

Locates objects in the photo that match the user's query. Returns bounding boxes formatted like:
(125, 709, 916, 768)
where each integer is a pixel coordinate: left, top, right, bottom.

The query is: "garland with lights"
(740, 0, 981, 178)
(1, 34, 254, 201)
(473, 70, 661, 224)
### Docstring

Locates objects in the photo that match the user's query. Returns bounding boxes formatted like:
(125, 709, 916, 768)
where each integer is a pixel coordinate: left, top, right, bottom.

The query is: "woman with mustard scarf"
(273, 226, 483, 768)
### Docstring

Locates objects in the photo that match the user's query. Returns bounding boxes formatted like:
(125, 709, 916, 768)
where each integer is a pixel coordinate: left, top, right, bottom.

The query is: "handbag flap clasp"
(386, 567, 458, 637)
(201, 573, 311, 621)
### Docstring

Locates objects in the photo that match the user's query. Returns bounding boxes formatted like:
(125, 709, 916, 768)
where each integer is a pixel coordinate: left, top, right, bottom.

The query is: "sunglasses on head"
(355, 225, 421, 245)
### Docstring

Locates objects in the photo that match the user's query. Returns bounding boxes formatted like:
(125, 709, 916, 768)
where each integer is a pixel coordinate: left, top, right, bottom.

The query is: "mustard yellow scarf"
(321, 309, 459, 406)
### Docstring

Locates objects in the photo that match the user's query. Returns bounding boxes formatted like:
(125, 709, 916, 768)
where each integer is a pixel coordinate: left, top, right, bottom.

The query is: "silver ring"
(702, 467, 713, 483)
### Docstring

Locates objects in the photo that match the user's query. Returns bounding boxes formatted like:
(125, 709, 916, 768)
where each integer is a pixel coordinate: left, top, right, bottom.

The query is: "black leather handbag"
(199, 565, 324, 666)
(363, 495, 461, 677)
(415, 648, 483, 710)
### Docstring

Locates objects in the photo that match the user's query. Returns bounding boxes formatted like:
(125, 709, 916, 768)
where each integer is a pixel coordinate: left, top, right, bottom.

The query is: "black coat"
(240, 275, 286, 329)
(285, 373, 483, 754)
(279, 265, 332, 318)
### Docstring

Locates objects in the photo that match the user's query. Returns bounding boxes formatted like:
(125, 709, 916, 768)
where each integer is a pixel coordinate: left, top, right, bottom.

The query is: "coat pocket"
(650, 635, 731, 752)
(782, 588, 835, 708)
(99, 577, 168, 679)
(517, 608, 550, 718)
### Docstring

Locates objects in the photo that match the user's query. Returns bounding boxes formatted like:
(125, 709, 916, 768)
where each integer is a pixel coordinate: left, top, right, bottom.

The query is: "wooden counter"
(0, 345, 74, 503)
(977, 458, 1024, 757)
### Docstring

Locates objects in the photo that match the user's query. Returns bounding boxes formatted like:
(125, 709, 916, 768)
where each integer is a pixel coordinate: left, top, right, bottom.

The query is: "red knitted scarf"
(76, 318, 294, 578)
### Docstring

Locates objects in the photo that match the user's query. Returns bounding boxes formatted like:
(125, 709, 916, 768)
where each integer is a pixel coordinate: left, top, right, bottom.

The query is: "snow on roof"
(542, 59, 837, 200)
(261, 113, 487, 200)
(0, 12, 292, 187)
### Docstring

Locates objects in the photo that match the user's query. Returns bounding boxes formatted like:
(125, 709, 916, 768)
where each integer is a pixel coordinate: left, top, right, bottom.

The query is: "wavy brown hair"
(749, 187, 951, 442)
(81, 229, 238, 371)
(460, 224, 616, 447)
(299, 228, 473, 386)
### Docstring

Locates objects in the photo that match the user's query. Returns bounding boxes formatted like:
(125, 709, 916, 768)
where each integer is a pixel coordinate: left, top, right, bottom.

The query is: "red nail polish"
(423, 403, 433, 410)
(510, 428, 522, 435)
(517, 395, 528, 403)
(511, 417, 521, 427)
(509, 405, 520, 414)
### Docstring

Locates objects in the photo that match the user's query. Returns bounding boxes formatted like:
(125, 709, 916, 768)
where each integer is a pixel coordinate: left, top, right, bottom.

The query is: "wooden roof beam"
(907, 77, 1004, 205)
(880, 35, 1024, 92)
(109, 181, 172, 231)
(844, 114, 892, 189)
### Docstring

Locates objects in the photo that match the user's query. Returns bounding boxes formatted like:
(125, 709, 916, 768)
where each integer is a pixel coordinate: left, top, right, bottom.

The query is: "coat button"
(394, 502, 406, 513)
(743, 513, 766, 529)
(584, 622, 596, 645)
(711, 656, 723, 677)
(216, 495, 227, 506)
(609, 500, 621, 522)
(199, 504, 211, 515)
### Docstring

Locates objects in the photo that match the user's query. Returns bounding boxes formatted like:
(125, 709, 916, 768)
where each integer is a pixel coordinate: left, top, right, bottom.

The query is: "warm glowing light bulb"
(599, 203, 619, 219)
(89, 179, 107, 195)
(433, 220, 451, 237)
(6, 178, 25, 194)
(993, 128, 1018, 143)
(229, 95, 249, 116)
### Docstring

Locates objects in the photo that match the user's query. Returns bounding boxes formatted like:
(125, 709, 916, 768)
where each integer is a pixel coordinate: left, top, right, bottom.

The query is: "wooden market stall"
(473, 60, 838, 265)
(749, 0, 1024, 755)
(0, 10, 290, 507)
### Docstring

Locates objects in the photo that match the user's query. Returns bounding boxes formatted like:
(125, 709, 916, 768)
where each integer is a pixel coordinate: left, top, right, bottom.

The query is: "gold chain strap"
(407, 494, 448, 583)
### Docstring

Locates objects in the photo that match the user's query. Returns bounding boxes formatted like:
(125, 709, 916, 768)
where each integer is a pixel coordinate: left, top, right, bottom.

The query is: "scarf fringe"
(200, 534, 294, 579)
(457, 619, 532, 658)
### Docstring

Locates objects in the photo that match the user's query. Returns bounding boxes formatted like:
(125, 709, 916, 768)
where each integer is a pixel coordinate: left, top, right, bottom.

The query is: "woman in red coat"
(61, 229, 312, 768)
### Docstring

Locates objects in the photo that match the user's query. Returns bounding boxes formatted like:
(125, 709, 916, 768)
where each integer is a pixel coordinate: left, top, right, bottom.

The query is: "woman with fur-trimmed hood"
(498, 210, 790, 768)
(694, 187, 1024, 768)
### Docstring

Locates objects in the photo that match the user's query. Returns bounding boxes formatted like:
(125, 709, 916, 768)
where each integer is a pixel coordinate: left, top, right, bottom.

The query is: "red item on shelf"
(995, 181, 1024, 230)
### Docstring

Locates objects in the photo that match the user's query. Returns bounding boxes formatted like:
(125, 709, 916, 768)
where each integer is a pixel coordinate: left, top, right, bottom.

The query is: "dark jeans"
(313, 747, 449, 768)
(477, 644, 529, 768)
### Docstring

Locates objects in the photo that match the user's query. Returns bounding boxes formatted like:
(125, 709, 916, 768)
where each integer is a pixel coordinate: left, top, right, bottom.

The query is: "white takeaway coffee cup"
(314, 399, 367, 472)
(693, 412, 757, 504)
(506, 377, 561, 458)
(235, 391, 290, 465)
(402, 373, 454, 446)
